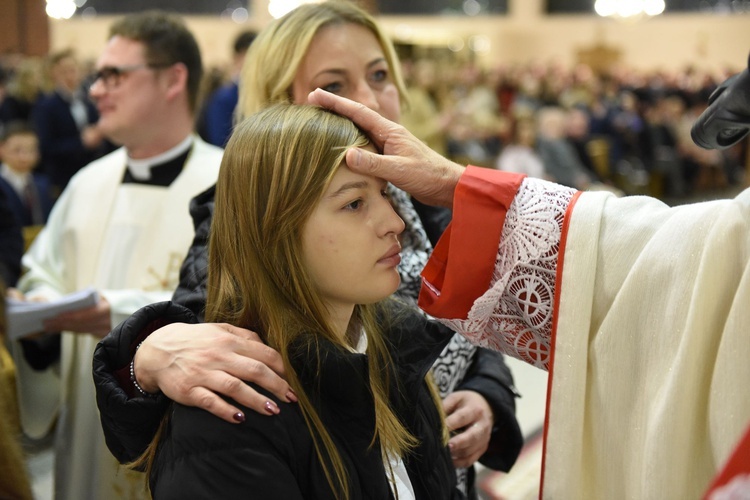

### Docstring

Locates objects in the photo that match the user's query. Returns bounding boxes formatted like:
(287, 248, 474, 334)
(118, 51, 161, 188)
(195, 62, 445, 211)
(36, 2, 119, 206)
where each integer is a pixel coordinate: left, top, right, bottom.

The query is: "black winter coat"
(96, 301, 464, 499)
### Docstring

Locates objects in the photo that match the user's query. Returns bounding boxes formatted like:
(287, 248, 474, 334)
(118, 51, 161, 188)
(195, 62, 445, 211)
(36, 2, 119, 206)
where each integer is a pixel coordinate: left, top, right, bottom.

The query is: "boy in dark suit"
(0, 121, 55, 238)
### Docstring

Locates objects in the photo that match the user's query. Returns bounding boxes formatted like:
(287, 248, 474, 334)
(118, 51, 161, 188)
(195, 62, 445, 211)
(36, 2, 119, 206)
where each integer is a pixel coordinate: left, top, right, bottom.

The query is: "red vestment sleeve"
(703, 421, 750, 498)
(418, 166, 526, 320)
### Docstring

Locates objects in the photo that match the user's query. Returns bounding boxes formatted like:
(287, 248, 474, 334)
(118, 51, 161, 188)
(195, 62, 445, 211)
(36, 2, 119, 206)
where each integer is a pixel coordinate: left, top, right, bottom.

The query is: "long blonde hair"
(206, 104, 417, 499)
(236, 0, 408, 120)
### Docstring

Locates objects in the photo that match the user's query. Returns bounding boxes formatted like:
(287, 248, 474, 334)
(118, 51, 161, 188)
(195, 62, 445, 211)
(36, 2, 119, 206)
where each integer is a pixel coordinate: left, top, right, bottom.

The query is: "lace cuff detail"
(435, 178, 576, 370)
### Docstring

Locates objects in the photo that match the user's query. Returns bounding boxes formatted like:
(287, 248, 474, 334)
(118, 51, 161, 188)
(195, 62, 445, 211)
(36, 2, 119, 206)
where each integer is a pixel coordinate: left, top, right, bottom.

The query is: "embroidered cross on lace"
(433, 178, 576, 370)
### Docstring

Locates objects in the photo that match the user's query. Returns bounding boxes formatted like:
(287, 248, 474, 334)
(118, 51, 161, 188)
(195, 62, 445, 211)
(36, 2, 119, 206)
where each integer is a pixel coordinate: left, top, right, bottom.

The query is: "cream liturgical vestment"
(15, 137, 222, 499)
(419, 166, 750, 499)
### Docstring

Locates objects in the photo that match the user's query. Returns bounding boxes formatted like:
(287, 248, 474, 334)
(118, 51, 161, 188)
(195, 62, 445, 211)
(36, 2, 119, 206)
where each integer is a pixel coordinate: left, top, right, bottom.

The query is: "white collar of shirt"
(0, 163, 32, 196)
(126, 135, 194, 181)
(352, 328, 368, 353)
(386, 451, 416, 500)
(56, 86, 92, 130)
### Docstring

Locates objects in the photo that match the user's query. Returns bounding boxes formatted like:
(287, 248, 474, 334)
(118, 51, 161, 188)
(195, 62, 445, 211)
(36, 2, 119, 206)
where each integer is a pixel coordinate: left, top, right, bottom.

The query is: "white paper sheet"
(6, 287, 99, 340)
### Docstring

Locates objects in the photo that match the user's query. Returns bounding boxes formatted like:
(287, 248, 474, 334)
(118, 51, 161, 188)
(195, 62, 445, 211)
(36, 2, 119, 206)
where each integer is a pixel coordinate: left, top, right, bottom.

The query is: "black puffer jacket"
(171, 184, 216, 318)
(97, 301, 464, 499)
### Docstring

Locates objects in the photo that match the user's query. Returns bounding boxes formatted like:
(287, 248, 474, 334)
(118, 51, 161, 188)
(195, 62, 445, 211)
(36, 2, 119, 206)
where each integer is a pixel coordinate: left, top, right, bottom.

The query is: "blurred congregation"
(1, 1, 748, 256)
(399, 55, 747, 198)
(2, 37, 744, 240)
(0, 0, 749, 499)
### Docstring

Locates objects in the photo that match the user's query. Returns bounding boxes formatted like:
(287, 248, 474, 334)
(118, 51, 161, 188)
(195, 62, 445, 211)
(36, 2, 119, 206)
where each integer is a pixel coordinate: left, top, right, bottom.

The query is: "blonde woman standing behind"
(108, 104, 461, 499)
(94, 3, 522, 498)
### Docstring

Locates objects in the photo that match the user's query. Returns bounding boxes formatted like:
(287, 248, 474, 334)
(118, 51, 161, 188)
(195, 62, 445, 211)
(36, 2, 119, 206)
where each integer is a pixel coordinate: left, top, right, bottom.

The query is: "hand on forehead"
(308, 89, 396, 150)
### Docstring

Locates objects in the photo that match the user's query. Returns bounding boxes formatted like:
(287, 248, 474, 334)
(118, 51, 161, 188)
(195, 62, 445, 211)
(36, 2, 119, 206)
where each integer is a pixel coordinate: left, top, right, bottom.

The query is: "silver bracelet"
(130, 341, 160, 398)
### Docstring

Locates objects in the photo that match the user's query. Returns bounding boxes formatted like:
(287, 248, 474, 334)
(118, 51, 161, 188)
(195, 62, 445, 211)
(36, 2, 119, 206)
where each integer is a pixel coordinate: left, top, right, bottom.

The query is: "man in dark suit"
(32, 49, 110, 195)
(196, 30, 255, 147)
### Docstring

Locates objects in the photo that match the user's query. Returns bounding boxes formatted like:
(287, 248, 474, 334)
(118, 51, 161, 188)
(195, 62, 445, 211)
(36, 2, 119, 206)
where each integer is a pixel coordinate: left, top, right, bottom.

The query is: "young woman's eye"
(344, 199, 362, 211)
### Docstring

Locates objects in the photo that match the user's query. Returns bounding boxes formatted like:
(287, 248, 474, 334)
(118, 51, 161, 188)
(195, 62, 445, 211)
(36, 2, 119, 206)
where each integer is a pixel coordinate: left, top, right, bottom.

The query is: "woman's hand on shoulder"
(134, 322, 296, 423)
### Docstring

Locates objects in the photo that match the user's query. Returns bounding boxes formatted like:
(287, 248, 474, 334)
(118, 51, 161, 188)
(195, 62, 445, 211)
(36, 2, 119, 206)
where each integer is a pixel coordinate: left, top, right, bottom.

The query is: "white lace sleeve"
(434, 178, 576, 370)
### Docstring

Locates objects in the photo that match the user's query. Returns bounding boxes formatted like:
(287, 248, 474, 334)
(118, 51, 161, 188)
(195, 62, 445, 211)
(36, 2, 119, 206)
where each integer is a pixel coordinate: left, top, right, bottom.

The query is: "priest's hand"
(6, 287, 26, 301)
(307, 89, 464, 208)
(43, 297, 112, 337)
(133, 322, 296, 424)
(443, 390, 494, 468)
(5, 288, 47, 338)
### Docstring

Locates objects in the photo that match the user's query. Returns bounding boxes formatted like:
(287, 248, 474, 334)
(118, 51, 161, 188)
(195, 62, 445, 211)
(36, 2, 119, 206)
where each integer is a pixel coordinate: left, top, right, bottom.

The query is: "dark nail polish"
(233, 412, 245, 423)
(264, 400, 279, 415)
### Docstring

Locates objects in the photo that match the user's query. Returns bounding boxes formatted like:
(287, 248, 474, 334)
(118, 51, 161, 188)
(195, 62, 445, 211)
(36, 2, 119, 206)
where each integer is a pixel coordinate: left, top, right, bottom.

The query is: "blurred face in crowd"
(516, 119, 537, 147)
(1, 133, 39, 174)
(52, 55, 81, 92)
(565, 108, 590, 140)
(89, 36, 172, 149)
(291, 23, 401, 123)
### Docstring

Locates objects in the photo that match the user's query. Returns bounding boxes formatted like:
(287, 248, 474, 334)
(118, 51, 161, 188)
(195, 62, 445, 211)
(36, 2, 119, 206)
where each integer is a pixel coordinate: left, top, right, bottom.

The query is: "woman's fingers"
(134, 322, 296, 420)
(442, 390, 494, 468)
(181, 373, 288, 424)
(447, 423, 488, 468)
(221, 324, 287, 378)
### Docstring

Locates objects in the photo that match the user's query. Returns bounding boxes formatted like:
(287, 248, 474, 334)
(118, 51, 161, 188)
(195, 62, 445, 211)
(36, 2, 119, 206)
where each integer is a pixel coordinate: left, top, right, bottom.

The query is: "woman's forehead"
(306, 23, 386, 65)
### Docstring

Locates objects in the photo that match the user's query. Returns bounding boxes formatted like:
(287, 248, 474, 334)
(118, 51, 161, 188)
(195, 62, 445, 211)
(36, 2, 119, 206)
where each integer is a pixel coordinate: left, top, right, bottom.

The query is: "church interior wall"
(48, 12, 750, 75)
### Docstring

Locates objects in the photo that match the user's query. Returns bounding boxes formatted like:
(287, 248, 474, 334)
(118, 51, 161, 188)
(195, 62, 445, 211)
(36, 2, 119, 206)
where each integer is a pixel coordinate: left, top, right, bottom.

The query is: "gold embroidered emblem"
(144, 252, 184, 291)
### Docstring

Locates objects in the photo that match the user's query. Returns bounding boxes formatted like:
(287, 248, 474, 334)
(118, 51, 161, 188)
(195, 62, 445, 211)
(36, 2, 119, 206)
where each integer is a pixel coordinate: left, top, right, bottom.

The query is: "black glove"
(691, 52, 750, 150)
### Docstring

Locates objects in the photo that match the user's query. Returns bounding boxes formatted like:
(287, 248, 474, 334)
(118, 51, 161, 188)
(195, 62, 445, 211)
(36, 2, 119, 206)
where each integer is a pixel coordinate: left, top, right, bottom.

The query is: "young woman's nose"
(377, 197, 405, 237)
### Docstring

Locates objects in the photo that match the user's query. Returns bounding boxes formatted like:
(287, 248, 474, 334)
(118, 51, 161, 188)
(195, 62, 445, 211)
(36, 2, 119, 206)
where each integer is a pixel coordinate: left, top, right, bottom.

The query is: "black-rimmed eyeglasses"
(90, 63, 172, 90)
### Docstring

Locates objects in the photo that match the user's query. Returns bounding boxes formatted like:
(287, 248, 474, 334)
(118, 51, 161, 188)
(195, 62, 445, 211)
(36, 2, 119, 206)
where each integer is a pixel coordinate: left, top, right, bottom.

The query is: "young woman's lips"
(378, 244, 402, 267)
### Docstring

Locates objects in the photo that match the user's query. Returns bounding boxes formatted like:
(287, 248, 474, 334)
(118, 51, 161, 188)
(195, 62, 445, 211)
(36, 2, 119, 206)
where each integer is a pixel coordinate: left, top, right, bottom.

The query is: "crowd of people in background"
(1, 45, 747, 237)
(399, 55, 748, 199)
